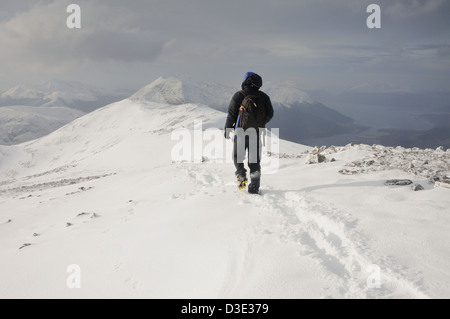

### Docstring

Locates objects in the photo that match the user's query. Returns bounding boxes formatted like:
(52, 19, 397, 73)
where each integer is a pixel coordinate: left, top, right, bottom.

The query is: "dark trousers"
(233, 131, 261, 177)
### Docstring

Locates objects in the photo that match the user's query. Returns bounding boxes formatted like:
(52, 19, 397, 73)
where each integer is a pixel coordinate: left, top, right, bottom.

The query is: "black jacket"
(224, 85, 274, 130)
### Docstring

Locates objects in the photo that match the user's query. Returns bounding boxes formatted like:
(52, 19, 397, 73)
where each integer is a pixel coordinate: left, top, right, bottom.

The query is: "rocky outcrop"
(328, 144, 449, 185)
(411, 184, 425, 191)
(385, 180, 413, 186)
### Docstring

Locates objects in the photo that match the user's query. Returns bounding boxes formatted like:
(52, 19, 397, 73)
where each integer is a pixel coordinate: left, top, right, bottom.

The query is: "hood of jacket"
(241, 73, 263, 91)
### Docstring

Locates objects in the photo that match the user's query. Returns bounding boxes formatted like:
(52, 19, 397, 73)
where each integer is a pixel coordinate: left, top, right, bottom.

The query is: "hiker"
(224, 72, 274, 194)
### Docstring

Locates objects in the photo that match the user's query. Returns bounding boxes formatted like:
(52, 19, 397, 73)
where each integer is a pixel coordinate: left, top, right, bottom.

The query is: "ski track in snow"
(175, 162, 430, 298)
(0, 174, 114, 196)
(262, 190, 428, 298)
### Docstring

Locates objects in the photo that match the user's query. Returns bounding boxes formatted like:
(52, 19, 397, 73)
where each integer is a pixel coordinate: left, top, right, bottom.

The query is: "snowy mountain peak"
(130, 77, 187, 105)
(129, 76, 235, 111)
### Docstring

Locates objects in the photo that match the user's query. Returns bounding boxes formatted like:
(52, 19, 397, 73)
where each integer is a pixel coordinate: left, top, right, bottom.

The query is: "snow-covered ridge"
(130, 76, 315, 110)
(0, 100, 226, 180)
(130, 77, 235, 111)
(264, 83, 313, 106)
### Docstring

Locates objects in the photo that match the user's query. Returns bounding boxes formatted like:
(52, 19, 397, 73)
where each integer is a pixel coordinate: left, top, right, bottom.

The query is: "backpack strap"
(239, 90, 247, 112)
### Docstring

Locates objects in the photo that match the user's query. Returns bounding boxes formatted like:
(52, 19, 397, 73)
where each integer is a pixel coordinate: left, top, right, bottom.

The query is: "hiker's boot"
(248, 171, 261, 194)
(237, 174, 248, 190)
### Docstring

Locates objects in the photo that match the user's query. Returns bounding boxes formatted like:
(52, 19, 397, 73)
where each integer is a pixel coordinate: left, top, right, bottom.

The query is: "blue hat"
(243, 72, 255, 82)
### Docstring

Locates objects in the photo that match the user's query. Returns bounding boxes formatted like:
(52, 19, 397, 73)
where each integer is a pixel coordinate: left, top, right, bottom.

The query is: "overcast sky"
(0, 0, 449, 93)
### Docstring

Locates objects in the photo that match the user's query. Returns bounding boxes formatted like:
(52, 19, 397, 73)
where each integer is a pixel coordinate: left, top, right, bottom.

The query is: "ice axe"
(232, 106, 244, 143)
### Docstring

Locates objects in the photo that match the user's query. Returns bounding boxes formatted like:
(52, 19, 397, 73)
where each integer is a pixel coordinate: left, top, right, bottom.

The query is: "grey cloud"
(80, 30, 165, 62)
(0, 1, 167, 70)
(437, 45, 450, 58)
(0, 0, 449, 93)
(381, 0, 447, 18)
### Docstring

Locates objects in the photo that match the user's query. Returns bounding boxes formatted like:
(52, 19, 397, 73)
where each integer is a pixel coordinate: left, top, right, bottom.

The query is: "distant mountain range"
(6, 77, 447, 149)
(0, 77, 365, 146)
(0, 79, 128, 112)
(0, 80, 130, 145)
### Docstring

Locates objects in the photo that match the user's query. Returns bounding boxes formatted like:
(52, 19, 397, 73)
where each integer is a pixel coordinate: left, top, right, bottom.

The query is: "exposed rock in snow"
(411, 184, 425, 191)
(18, 243, 31, 250)
(435, 177, 450, 189)
(339, 169, 358, 175)
(306, 153, 326, 164)
(435, 182, 450, 189)
(385, 179, 413, 186)
(326, 144, 450, 183)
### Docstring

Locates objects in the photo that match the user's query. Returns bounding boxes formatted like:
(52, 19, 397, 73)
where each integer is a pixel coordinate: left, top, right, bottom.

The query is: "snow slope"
(0, 106, 85, 146)
(0, 99, 449, 299)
